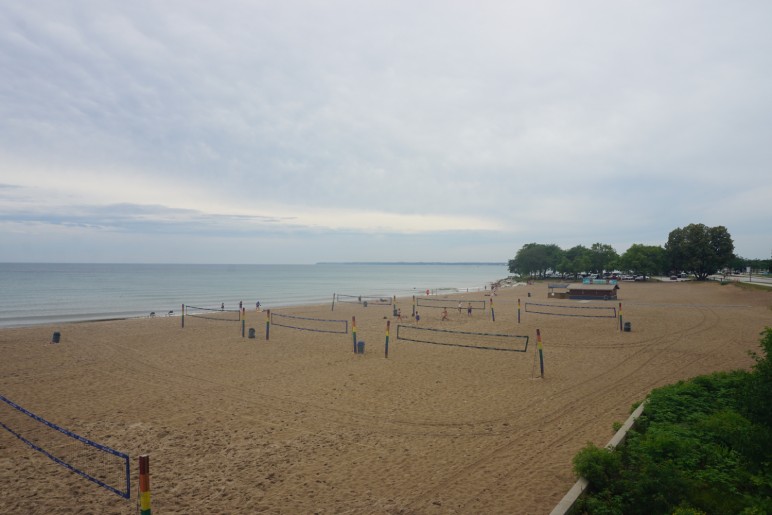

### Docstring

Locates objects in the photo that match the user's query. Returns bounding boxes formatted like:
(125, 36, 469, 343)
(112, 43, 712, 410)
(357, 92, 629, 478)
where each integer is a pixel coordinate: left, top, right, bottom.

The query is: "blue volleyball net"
(396, 325, 528, 352)
(270, 312, 349, 334)
(0, 395, 130, 499)
(415, 297, 487, 311)
(524, 302, 617, 318)
(184, 304, 242, 322)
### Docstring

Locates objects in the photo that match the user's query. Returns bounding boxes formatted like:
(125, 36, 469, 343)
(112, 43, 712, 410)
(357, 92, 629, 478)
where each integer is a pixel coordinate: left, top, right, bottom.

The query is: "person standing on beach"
(442, 308, 449, 321)
(221, 302, 224, 311)
(467, 303, 472, 316)
(256, 301, 261, 311)
(457, 301, 462, 314)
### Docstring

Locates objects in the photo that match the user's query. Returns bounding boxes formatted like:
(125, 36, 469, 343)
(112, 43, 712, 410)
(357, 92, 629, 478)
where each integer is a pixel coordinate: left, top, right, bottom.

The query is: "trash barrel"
(248, 328, 256, 339)
(363, 301, 368, 308)
(357, 341, 365, 354)
(624, 322, 631, 332)
(51, 332, 61, 344)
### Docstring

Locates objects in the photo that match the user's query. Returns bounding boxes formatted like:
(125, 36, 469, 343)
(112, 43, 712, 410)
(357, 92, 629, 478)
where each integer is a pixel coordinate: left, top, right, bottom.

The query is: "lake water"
(0, 263, 508, 328)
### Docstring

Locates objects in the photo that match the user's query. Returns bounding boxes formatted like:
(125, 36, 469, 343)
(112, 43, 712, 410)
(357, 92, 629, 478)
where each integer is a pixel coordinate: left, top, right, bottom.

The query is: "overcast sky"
(1, 1, 770, 264)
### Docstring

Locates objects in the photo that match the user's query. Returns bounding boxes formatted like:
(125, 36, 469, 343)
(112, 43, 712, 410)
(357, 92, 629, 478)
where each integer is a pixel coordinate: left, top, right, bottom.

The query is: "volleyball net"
(184, 304, 242, 322)
(270, 312, 349, 334)
(0, 395, 130, 499)
(334, 294, 393, 305)
(524, 302, 617, 318)
(396, 325, 528, 352)
(415, 297, 487, 311)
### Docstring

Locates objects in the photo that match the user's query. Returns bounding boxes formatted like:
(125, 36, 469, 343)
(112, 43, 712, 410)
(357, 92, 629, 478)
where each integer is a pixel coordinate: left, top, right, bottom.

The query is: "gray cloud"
(1, 1, 770, 262)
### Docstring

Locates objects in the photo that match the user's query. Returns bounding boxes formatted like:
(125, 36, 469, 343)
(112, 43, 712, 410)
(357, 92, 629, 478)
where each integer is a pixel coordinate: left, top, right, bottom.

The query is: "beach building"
(565, 283, 619, 300)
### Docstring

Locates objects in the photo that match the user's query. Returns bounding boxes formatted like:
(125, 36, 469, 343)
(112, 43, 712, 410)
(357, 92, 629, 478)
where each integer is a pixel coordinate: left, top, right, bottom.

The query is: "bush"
(570, 328, 772, 514)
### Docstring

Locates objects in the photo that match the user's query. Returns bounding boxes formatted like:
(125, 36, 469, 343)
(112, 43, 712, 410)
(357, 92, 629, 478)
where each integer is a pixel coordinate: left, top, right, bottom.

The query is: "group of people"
(219, 300, 261, 311)
(393, 301, 475, 323)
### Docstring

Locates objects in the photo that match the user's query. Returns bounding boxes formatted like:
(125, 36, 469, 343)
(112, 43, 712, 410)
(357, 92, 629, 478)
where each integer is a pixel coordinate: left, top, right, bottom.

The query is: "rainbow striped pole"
(265, 310, 270, 340)
(536, 329, 544, 378)
(139, 455, 151, 515)
(181, 304, 185, 328)
(619, 302, 623, 332)
(490, 298, 495, 322)
(412, 295, 416, 317)
(385, 320, 390, 358)
(517, 298, 521, 324)
(352, 316, 357, 354)
(241, 308, 245, 337)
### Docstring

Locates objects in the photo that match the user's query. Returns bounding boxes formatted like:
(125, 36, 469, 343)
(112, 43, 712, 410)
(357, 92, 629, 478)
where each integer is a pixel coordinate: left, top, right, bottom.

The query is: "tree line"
(508, 223, 770, 281)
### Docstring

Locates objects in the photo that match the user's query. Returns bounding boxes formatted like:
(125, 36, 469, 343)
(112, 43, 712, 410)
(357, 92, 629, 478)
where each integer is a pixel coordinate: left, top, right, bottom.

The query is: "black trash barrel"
(357, 341, 365, 354)
(248, 328, 256, 339)
(51, 332, 61, 343)
(624, 322, 631, 332)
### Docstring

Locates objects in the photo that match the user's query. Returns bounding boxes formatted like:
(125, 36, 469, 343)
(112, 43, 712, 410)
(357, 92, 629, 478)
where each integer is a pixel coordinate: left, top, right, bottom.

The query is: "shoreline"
(0, 280, 513, 330)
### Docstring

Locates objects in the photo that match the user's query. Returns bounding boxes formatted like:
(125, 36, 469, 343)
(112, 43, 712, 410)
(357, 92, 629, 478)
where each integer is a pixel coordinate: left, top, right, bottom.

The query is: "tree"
(559, 245, 592, 279)
(509, 243, 563, 279)
(618, 244, 667, 279)
(665, 224, 735, 280)
(589, 243, 619, 275)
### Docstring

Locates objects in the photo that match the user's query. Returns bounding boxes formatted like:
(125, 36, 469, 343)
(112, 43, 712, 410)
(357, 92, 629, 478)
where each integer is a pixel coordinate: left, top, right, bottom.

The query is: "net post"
(619, 302, 623, 331)
(331, 293, 336, 311)
(139, 454, 151, 515)
(265, 310, 270, 340)
(385, 320, 390, 358)
(537, 329, 544, 378)
(181, 304, 184, 328)
(412, 295, 415, 317)
(241, 309, 245, 337)
(517, 298, 521, 324)
(352, 316, 357, 354)
(490, 298, 495, 322)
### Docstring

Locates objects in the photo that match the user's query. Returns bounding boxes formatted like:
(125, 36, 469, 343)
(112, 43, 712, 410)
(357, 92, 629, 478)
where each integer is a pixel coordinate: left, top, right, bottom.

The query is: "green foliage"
(665, 223, 734, 279)
(573, 444, 622, 489)
(589, 243, 619, 275)
(508, 243, 562, 278)
(743, 328, 772, 429)
(617, 244, 667, 278)
(571, 329, 772, 514)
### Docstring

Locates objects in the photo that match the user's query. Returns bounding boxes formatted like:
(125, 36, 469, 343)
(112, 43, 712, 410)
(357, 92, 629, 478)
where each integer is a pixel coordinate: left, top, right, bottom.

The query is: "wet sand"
(1, 280, 770, 514)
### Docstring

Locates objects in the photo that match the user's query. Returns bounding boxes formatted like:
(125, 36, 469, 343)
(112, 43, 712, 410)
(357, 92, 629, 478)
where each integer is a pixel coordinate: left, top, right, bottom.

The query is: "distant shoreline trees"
(508, 223, 767, 280)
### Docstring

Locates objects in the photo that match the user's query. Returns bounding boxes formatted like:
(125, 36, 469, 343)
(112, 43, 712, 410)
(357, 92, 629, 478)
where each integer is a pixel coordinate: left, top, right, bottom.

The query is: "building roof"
(566, 283, 620, 291)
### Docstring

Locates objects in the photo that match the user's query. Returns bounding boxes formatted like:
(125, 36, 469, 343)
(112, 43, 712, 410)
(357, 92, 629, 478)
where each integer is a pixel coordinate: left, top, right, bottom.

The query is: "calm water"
(0, 263, 507, 328)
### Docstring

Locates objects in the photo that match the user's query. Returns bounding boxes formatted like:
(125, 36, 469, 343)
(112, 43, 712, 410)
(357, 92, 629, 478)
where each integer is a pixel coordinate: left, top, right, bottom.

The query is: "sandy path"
(1, 281, 769, 514)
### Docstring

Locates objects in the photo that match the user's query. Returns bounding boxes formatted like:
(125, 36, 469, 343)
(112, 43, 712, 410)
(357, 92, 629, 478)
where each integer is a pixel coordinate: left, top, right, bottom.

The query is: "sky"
(1, 1, 770, 264)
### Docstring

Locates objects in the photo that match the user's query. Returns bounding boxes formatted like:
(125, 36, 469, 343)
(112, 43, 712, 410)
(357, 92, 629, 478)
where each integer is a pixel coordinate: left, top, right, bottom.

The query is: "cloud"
(1, 1, 771, 261)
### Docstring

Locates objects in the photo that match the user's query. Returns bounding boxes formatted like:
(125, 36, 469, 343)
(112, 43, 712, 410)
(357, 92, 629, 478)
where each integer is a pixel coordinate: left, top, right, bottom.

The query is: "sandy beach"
(1, 280, 770, 514)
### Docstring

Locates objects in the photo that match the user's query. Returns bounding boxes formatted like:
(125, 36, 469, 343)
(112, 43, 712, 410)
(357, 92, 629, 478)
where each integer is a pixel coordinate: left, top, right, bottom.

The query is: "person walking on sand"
(442, 308, 449, 321)
(467, 302, 472, 316)
(458, 301, 462, 314)
(256, 301, 261, 311)
(221, 302, 224, 311)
